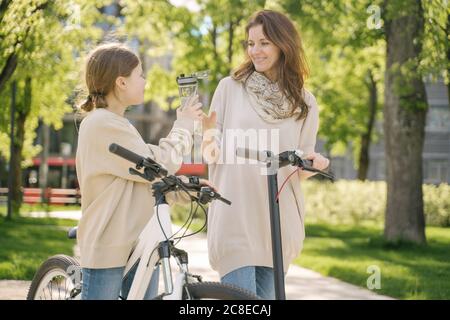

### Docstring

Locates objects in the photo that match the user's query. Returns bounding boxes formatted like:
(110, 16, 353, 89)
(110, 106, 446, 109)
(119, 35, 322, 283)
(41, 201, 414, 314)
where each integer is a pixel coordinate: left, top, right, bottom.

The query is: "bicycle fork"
(160, 240, 192, 300)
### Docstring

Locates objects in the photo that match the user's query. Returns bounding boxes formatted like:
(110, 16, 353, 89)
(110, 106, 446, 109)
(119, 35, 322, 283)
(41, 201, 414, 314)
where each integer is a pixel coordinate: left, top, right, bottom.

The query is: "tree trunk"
(228, 18, 234, 69)
(358, 69, 378, 180)
(39, 122, 50, 195)
(211, 24, 218, 59)
(446, 13, 450, 109)
(11, 77, 32, 216)
(227, 15, 242, 73)
(383, 0, 427, 244)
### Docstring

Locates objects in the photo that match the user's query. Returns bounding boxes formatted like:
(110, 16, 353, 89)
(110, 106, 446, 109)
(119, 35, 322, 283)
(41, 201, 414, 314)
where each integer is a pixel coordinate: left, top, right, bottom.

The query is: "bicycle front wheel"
(183, 282, 260, 300)
(27, 255, 81, 300)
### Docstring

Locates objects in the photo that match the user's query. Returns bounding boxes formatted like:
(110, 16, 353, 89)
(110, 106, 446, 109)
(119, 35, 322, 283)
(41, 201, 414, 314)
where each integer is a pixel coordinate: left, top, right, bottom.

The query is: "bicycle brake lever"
(303, 166, 335, 181)
(198, 187, 232, 205)
(218, 197, 232, 206)
(129, 167, 157, 181)
(295, 158, 335, 181)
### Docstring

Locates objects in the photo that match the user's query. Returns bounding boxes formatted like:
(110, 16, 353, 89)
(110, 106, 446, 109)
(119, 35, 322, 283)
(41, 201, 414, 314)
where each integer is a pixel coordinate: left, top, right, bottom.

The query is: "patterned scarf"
(243, 71, 300, 123)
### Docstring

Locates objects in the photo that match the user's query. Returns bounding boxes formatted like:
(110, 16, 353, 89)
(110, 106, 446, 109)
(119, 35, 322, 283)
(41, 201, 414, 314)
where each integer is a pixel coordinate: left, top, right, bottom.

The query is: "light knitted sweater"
(207, 77, 319, 277)
(75, 108, 194, 268)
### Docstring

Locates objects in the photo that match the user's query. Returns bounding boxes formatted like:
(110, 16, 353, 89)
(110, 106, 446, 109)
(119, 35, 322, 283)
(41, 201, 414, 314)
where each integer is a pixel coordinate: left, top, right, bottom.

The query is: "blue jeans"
(81, 263, 159, 300)
(221, 266, 276, 300)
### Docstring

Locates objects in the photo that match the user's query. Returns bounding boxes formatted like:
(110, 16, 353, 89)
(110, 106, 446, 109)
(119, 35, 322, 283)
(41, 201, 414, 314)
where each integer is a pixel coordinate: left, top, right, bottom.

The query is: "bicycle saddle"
(68, 227, 78, 239)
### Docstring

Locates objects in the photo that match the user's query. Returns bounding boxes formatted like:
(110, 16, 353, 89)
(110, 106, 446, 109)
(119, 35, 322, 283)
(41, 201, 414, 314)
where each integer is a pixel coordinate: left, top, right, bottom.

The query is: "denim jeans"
(81, 262, 159, 300)
(221, 266, 276, 300)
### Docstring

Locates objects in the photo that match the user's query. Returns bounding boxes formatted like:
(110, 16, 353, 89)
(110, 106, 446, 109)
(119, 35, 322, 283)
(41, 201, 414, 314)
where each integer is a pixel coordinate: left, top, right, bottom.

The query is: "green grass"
(0, 204, 81, 216)
(0, 216, 76, 280)
(295, 222, 450, 300)
(171, 203, 208, 234)
(172, 203, 450, 299)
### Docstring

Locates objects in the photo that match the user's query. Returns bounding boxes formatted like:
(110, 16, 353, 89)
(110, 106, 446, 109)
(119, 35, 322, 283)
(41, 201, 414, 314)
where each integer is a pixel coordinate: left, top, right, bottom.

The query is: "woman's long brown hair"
(232, 10, 310, 120)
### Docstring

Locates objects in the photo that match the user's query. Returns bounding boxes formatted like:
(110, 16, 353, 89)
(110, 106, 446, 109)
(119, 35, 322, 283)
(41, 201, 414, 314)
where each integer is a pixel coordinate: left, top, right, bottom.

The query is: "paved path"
(24, 210, 82, 220)
(0, 211, 393, 300)
(171, 229, 393, 300)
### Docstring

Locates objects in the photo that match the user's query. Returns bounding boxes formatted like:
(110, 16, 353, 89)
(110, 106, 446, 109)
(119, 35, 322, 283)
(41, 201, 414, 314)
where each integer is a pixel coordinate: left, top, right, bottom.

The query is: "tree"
(383, 0, 428, 244)
(285, 0, 385, 180)
(286, 0, 448, 244)
(0, 0, 105, 217)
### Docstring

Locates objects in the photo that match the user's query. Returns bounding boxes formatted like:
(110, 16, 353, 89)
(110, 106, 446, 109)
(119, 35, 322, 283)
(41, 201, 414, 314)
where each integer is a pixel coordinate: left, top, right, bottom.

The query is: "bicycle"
(27, 143, 259, 300)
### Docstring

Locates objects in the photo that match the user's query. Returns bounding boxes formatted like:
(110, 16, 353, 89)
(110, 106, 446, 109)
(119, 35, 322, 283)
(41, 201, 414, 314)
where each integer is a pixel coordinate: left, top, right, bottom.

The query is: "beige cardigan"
(76, 108, 193, 268)
(207, 77, 319, 277)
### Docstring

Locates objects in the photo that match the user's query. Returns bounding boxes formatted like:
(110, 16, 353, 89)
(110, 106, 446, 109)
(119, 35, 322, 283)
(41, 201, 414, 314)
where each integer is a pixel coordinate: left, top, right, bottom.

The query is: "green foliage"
(144, 64, 179, 111)
(423, 183, 450, 227)
(384, 0, 447, 107)
(421, 0, 448, 84)
(284, 0, 385, 162)
(284, 0, 446, 158)
(306, 40, 385, 157)
(122, 0, 266, 108)
(302, 180, 450, 227)
(170, 202, 208, 233)
(0, 0, 106, 164)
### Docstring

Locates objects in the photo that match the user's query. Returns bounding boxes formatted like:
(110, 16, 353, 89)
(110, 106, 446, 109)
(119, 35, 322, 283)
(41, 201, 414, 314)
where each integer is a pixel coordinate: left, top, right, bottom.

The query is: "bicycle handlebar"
(109, 143, 168, 177)
(109, 143, 231, 205)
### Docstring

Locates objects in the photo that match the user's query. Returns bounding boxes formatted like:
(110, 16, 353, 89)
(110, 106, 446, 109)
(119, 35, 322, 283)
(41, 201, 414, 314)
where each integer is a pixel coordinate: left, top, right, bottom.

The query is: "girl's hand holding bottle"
(177, 95, 203, 122)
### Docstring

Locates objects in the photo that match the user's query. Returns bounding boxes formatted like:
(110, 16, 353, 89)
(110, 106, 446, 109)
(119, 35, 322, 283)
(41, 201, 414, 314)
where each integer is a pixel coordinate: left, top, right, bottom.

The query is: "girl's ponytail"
(78, 92, 108, 112)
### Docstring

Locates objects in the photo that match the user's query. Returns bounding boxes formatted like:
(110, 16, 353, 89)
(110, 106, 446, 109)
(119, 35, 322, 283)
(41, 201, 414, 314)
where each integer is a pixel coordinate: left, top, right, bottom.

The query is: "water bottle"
(176, 74, 198, 110)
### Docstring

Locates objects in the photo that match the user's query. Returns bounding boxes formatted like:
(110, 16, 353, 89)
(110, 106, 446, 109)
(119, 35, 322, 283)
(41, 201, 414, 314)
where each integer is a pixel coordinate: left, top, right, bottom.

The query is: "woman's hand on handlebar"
(304, 152, 330, 171)
(198, 178, 217, 192)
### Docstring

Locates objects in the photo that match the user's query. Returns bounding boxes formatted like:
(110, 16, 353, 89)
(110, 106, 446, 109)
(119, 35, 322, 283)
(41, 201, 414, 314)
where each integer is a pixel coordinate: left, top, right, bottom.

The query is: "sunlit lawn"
(0, 215, 76, 280)
(295, 222, 450, 300)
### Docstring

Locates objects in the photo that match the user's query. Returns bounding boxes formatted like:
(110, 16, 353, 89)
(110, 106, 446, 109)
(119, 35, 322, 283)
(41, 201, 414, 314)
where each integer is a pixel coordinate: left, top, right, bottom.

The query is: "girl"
(203, 10, 330, 299)
(76, 43, 208, 300)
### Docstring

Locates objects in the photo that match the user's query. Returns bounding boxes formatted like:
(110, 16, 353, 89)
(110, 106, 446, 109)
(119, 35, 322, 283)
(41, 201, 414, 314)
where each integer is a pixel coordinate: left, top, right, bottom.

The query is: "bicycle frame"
(125, 202, 167, 299)
(103, 143, 233, 300)
(69, 199, 184, 300)
(123, 199, 187, 300)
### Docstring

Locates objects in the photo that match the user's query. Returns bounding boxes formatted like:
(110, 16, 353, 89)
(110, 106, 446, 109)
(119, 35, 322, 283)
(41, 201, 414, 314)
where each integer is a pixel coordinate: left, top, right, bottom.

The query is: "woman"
(203, 10, 330, 299)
